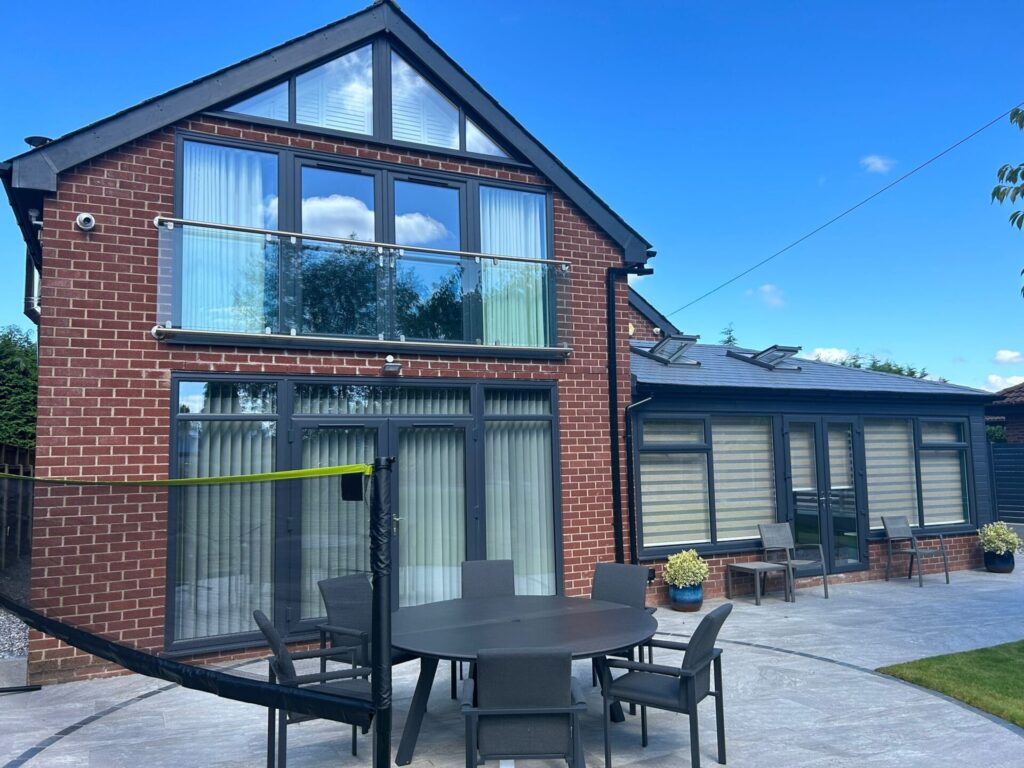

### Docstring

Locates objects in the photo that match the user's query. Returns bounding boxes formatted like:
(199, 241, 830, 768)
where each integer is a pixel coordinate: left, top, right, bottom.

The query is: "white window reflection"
(391, 52, 459, 149)
(296, 45, 374, 135)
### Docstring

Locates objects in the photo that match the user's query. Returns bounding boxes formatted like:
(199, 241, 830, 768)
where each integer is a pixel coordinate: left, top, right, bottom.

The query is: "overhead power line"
(665, 100, 1024, 318)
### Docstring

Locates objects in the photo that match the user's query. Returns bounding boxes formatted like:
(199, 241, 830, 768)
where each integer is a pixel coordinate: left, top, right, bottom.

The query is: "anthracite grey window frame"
(913, 416, 973, 527)
(164, 373, 562, 656)
(204, 36, 521, 166)
(631, 402, 981, 564)
(172, 129, 558, 353)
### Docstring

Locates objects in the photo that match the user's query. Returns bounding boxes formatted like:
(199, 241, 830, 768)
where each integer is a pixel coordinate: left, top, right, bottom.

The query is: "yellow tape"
(0, 463, 373, 487)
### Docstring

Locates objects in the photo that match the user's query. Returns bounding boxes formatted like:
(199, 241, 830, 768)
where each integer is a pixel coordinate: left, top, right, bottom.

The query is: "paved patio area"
(1, 568, 1022, 767)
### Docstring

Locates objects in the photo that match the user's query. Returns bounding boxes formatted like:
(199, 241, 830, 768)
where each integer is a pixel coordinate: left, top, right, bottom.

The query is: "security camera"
(75, 213, 97, 232)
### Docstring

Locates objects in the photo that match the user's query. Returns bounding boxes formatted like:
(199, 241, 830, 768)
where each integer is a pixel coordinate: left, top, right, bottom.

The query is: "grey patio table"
(392, 594, 658, 765)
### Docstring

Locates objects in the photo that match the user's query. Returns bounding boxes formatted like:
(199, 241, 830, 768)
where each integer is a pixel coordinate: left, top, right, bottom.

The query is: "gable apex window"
(214, 38, 514, 161)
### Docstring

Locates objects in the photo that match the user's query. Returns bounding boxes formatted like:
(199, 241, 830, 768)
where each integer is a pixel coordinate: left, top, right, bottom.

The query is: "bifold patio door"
(289, 418, 469, 633)
(783, 418, 869, 573)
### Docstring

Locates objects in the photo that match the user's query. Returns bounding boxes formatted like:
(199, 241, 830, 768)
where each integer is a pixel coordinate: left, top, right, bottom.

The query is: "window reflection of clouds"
(296, 45, 373, 135)
(391, 53, 459, 149)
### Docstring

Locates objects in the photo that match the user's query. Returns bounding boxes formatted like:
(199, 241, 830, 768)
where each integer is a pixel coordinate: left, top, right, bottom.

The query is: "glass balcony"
(155, 217, 570, 351)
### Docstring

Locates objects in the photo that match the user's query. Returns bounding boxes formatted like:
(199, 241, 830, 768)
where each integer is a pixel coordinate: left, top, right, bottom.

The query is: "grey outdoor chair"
(882, 516, 950, 587)
(317, 574, 417, 673)
(591, 562, 654, 692)
(462, 646, 586, 768)
(601, 603, 733, 768)
(253, 609, 371, 768)
(758, 522, 829, 601)
(454, 559, 516, 697)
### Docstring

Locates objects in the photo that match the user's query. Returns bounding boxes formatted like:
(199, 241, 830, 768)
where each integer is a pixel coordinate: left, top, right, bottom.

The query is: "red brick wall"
(30, 116, 635, 682)
(642, 532, 982, 605)
(1004, 413, 1024, 444)
(628, 304, 663, 342)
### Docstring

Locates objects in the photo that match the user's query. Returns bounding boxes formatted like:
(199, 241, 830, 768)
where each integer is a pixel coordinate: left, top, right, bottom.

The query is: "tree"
(992, 107, 1024, 294)
(719, 322, 738, 346)
(823, 351, 940, 380)
(0, 326, 37, 449)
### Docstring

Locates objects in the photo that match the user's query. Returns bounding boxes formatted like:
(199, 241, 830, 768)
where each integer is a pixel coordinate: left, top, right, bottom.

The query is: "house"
(1, 0, 654, 681)
(986, 382, 1024, 443)
(625, 326, 995, 594)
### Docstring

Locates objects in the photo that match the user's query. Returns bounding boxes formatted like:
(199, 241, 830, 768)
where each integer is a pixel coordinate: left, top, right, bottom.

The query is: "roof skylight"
(633, 334, 701, 366)
(726, 344, 802, 370)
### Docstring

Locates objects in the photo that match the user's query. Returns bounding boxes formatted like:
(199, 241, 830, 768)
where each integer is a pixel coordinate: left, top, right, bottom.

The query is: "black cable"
(666, 100, 1024, 318)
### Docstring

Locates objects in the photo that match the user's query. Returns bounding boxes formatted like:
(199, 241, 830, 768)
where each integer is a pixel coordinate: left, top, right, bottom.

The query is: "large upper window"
(168, 138, 557, 349)
(219, 38, 509, 159)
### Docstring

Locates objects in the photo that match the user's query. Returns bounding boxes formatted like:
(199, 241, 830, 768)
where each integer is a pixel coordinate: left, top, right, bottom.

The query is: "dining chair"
(453, 559, 517, 697)
(591, 562, 652, 692)
(462, 646, 586, 768)
(758, 522, 829, 601)
(253, 609, 371, 767)
(882, 516, 950, 587)
(601, 603, 732, 768)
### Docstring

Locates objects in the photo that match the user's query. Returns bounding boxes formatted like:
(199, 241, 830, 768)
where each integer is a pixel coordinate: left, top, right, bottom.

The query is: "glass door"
(784, 418, 868, 573)
(392, 422, 468, 608)
(289, 422, 381, 632)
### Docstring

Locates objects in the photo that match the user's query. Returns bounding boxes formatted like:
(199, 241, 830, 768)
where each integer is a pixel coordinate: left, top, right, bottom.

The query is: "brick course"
(30, 115, 635, 682)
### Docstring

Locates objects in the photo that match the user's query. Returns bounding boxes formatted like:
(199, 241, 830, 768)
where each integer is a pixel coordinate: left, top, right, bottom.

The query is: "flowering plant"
(663, 549, 710, 588)
(978, 522, 1023, 555)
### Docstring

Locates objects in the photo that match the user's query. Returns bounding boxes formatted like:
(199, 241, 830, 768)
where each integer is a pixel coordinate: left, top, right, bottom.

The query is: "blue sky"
(1, 0, 1022, 391)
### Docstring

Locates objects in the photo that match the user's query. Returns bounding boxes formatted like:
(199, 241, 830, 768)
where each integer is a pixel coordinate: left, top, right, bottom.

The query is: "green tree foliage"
(823, 351, 939, 380)
(992, 107, 1024, 294)
(719, 322, 738, 346)
(0, 326, 37, 449)
(987, 424, 1008, 443)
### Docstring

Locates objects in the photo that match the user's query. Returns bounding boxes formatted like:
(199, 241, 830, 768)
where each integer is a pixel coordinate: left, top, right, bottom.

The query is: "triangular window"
(296, 45, 374, 135)
(391, 52, 459, 149)
(466, 119, 509, 158)
(223, 81, 289, 122)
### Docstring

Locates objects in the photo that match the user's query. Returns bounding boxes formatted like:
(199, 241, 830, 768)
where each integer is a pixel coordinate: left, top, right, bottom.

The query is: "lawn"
(878, 640, 1024, 728)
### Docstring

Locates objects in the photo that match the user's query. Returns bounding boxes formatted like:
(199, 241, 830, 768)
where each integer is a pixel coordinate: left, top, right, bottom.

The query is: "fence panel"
(991, 443, 1024, 523)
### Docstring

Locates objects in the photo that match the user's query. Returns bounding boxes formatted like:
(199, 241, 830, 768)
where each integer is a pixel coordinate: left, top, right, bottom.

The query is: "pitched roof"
(632, 342, 993, 399)
(989, 381, 1024, 410)
(3, 0, 652, 263)
(628, 288, 680, 335)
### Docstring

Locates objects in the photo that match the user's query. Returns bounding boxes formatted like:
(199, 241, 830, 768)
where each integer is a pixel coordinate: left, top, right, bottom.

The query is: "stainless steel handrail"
(153, 215, 570, 268)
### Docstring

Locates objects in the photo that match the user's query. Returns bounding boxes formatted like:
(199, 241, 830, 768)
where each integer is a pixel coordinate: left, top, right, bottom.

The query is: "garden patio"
(1, 568, 1021, 768)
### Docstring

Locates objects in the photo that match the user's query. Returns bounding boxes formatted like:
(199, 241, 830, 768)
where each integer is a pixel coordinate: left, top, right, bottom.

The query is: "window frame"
(204, 37, 524, 167)
(914, 416, 973, 528)
(164, 373, 562, 656)
(173, 129, 557, 352)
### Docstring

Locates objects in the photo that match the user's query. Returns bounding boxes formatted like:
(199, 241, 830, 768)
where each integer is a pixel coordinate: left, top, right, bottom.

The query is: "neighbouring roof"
(628, 288, 680, 335)
(632, 342, 993, 399)
(988, 381, 1024, 411)
(2, 0, 652, 263)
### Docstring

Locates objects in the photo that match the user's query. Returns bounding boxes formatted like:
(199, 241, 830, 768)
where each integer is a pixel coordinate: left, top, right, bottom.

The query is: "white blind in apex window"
(296, 45, 374, 135)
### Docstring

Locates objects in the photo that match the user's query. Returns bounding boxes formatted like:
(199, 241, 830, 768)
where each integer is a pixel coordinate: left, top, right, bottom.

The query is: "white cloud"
(860, 154, 895, 174)
(994, 349, 1024, 365)
(810, 347, 850, 364)
(749, 283, 785, 308)
(985, 374, 1024, 392)
(300, 195, 449, 246)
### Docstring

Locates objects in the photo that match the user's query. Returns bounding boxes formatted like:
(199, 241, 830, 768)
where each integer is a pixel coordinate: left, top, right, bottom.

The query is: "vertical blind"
(480, 186, 549, 347)
(863, 418, 919, 529)
(484, 390, 555, 595)
(300, 427, 376, 618)
(180, 141, 278, 333)
(711, 417, 776, 541)
(174, 418, 276, 641)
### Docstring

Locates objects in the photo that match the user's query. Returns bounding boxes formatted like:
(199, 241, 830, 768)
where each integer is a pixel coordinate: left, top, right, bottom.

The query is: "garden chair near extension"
(462, 646, 586, 768)
(601, 603, 732, 768)
(253, 609, 371, 768)
(758, 522, 829, 601)
(590, 562, 654, 697)
(882, 516, 950, 587)
(453, 559, 516, 697)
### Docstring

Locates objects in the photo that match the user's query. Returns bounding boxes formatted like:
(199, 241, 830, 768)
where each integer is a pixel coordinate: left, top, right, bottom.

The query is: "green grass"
(878, 641, 1024, 728)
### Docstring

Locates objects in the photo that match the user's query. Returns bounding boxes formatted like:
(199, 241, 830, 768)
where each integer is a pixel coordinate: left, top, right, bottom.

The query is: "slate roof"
(631, 342, 993, 399)
(989, 381, 1024, 410)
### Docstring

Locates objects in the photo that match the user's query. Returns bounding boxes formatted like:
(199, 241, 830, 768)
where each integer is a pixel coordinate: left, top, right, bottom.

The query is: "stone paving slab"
(0, 568, 1021, 767)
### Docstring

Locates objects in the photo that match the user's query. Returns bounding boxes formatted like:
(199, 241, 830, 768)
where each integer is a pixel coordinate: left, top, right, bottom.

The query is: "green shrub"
(663, 549, 709, 588)
(978, 522, 1023, 555)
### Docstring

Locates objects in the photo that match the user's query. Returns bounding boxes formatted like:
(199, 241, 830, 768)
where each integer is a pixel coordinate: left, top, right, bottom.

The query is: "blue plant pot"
(984, 551, 1015, 574)
(669, 584, 704, 612)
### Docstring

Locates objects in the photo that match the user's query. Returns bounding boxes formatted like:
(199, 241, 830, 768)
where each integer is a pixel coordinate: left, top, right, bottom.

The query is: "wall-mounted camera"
(75, 213, 97, 232)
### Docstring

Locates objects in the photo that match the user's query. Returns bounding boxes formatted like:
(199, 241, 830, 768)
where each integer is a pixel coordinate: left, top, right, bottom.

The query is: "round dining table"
(392, 594, 658, 765)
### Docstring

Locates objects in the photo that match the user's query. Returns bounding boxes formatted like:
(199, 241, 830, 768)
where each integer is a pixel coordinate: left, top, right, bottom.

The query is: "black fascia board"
(5, 0, 653, 263)
(627, 287, 680, 335)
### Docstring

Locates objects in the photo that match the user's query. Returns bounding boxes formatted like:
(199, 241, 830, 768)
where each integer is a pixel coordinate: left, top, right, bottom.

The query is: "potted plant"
(979, 522, 1022, 573)
(663, 549, 710, 612)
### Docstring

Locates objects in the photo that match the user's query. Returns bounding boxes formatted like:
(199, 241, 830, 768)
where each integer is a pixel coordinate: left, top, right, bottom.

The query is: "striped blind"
(638, 452, 711, 546)
(711, 417, 776, 540)
(864, 419, 919, 529)
(642, 419, 705, 445)
(920, 420, 968, 524)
